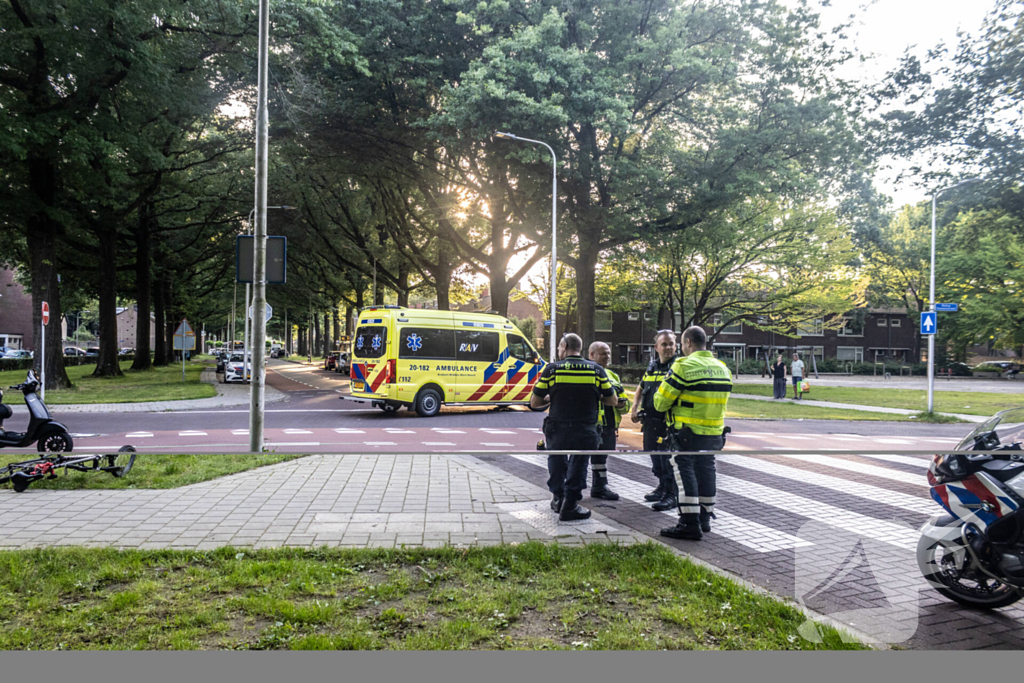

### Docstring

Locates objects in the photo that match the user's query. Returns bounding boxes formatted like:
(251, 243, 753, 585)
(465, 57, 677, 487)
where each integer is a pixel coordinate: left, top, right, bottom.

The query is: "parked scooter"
(0, 370, 74, 452)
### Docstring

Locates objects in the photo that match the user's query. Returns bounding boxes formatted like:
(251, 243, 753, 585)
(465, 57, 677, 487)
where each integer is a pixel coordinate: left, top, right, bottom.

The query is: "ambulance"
(342, 306, 546, 417)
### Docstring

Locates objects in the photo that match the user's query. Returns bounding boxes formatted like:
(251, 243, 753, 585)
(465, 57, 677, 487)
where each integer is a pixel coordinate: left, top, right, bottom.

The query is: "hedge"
(0, 355, 136, 373)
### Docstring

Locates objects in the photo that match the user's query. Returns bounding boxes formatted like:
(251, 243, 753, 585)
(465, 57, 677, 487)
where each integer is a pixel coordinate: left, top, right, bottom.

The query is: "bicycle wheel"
(103, 445, 136, 478)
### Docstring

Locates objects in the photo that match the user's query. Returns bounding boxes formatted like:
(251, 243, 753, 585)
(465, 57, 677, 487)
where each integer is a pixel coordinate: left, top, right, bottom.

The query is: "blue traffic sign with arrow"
(921, 311, 937, 335)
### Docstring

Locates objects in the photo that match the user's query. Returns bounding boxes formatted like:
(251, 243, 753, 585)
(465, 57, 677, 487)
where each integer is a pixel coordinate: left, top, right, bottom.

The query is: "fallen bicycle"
(0, 446, 136, 492)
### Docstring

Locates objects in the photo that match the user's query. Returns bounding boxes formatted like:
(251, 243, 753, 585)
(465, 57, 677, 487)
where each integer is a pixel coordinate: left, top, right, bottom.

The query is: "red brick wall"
(0, 268, 34, 350)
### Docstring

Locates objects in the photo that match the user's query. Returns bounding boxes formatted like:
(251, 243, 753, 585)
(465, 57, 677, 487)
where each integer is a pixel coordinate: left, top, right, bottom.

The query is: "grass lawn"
(0, 544, 864, 650)
(725, 398, 929, 422)
(0, 454, 308, 491)
(733, 383, 1024, 417)
(0, 360, 215, 405)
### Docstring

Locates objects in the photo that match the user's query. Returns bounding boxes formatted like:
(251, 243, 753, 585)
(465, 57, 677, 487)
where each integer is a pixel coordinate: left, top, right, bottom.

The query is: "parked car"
(937, 361, 972, 377)
(63, 347, 87, 356)
(335, 352, 351, 374)
(325, 353, 338, 371)
(270, 348, 286, 359)
(2, 350, 33, 360)
(118, 348, 135, 355)
(973, 361, 1020, 378)
(85, 347, 100, 357)
(223, 353, 252, 383)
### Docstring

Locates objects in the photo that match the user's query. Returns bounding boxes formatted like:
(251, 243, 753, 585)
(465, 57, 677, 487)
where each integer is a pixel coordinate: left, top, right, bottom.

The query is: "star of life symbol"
(406, 333, 423, 352)
(356, 336, 364, 350)
(371, 334, 382, 351)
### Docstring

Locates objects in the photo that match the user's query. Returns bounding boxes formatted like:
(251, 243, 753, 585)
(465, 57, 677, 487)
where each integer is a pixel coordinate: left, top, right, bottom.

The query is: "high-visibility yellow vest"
(653, 350, 732, 435)
(598, 368, 630, 429)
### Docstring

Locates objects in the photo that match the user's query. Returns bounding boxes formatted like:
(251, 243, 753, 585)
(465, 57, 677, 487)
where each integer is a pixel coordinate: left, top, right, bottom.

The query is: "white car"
(2, 350, 33, 360)
(223, 354, 252, 383)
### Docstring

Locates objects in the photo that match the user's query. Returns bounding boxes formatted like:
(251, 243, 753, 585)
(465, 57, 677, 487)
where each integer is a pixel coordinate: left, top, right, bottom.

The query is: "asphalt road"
(2, 359, 973, 455)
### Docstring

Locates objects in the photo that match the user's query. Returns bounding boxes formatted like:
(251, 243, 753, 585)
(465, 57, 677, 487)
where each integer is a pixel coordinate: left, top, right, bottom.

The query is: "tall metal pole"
(231, 282, 236, 350)
(927, 178, 981, 413)
(249, 0, 271, 453)
(494, 132, 557, 361)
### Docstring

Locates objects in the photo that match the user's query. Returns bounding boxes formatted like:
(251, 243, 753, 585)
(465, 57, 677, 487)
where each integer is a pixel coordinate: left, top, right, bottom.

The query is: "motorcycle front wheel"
(917, 532, 1022, 609)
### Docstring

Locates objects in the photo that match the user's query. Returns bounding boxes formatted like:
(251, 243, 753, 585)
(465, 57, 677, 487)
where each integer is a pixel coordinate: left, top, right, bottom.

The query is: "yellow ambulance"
(342, 306, 546, 417)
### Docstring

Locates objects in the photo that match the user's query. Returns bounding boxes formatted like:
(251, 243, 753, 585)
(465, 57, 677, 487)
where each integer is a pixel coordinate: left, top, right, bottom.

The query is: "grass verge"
(0, 544, 865, 650)
(733, 383, 1024, 417)
(0, 360, 215, 405)
(0, 454, 307, 491)
(725, 398, 926, 422)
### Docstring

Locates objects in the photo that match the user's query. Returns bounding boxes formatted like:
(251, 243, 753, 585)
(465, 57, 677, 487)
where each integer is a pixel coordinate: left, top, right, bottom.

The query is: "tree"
(438, 0, 875, 344)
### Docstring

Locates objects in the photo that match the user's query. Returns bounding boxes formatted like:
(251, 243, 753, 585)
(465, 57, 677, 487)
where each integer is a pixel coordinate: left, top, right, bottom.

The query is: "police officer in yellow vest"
(654, 326, 733, 540)
(532, 333, 619, 521)
(588, 341, 630, 500)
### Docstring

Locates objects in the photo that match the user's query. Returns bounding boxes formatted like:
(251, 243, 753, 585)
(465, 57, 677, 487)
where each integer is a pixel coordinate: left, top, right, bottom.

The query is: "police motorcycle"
(0, 371, 74, 452)
(919, 407, 1024, 608)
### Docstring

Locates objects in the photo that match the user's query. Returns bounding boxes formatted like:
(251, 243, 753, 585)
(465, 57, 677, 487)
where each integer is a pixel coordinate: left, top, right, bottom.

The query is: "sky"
(810, 0, 995, 206)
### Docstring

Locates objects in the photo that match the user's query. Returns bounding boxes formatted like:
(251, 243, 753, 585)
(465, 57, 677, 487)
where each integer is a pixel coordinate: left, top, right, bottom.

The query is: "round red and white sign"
(42, 301, 50, 326)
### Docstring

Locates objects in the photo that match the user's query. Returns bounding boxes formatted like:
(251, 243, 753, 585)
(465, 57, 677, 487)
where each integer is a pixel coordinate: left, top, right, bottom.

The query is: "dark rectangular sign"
(236, 235, 286, 284)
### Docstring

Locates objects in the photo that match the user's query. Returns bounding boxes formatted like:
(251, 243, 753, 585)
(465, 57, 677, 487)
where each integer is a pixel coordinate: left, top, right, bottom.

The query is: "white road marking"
(717, 454, 934, 515)
(333, 429, 365, 433)
(283, 429, 313, 434)
(873, 438, 915, 445)
(124, 432, 153, 438)
(613, 453, 919, 550)
(482, 442, 515, 447)
(423, 442, 456, 446)
(770, 452, 928, 487)
(232, 429, 249, 435)
(854, 452, 932, 468)
(178, 431, 208, 436)
(481, 430, 516, 434)
(773, 435, 814, 440)
(432, 429, 465, 434)
(383, 429, 416, 434)
(364, 441, 397, 446)
(266, 441, 320, 446)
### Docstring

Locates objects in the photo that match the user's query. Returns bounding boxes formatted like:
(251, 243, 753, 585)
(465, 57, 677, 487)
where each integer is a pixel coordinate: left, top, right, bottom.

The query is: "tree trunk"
(92, 226, 124, 377)
(25, 156, 71, 389)
(131, 203, 153, 370)
(323, 312, 332, 354)
(332, 307, 340, 343)
(297, 325, 306, 356)
(489, 272, 511, 316)
(153, 273, 168, 366)
(575, 236, 601, 347)
(397, 263, 409, 307)
(313, 313, 321, 357)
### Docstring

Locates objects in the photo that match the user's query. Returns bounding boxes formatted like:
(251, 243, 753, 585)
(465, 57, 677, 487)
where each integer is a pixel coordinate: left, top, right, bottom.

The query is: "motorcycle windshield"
(957, 407, 1024, 450)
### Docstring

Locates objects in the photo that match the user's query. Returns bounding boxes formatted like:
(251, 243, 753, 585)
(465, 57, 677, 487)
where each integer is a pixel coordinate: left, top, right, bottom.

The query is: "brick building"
(559, 305, 917, 367)
(0, 267, 34, 351)
(115, 305, 156, 351)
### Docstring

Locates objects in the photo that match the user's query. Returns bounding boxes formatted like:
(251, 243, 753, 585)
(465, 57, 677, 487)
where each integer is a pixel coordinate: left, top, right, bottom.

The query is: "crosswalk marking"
(482, 430, 516, 434)
(769, 452, 927, 487)
(854, 452, 932, 468)
(363, 441, 397, 446)
(231, 429, 249, 435)
(507, 452, 812, 553)
(716, 454, 934, 515)
(423, 442, 456, 446)
(612, 453, 921, 550)
(432, 429, 465, 434)
(483, 442, 515, 447)
(333, 429, 365, 434)
(384, 429, 416, 434)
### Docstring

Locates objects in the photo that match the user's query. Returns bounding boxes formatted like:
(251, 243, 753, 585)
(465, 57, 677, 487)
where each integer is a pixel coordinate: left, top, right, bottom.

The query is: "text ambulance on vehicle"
(341, 307, 546, 417)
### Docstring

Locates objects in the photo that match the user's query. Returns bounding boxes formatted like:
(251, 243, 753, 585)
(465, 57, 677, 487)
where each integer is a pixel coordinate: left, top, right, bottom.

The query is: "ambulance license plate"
(352, 382, 365, 393)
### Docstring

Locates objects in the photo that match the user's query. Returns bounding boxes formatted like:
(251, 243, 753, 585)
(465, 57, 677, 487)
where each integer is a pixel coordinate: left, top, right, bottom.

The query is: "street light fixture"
(927, 177, 981, 413)
(495, 131, 558, 363)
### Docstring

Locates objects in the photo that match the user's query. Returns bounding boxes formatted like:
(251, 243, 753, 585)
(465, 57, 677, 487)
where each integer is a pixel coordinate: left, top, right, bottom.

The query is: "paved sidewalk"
(7, 368, 286, 415)
(732, 393, 987, 423)
(0, 454, 643, 550)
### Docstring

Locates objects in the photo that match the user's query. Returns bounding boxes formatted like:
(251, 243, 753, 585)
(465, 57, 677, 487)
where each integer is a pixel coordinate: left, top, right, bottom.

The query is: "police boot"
(699, 509, 716, 534)
(660, 516, 703, 541)
(559, 497, 592, 522)
(643, 484, 665, 502)
(550, 494, 563, 512)
(590, 472, 619, 501)
(652, 492, 678, 512)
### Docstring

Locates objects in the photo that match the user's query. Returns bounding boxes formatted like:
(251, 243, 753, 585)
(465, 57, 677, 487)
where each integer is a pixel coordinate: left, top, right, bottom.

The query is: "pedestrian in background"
(655, 326, 733, 541)
(588, 341, 630, 500)
(771, 354, 787, 399)
(791, 352, 805, 400)
(531, 333, 618, 521)
(630, 330, 678, 512)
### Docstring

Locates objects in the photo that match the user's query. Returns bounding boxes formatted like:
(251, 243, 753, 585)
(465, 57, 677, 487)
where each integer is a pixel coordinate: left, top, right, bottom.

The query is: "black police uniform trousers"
(667, 429, 725, 525)
(545, 419, 600, 504)
(643, 418, 677, 497)
(590, 425, 616, 491)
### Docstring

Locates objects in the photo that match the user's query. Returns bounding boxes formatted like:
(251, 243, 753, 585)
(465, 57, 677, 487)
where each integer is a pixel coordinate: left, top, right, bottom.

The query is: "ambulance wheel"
(414, 387, 443, 417)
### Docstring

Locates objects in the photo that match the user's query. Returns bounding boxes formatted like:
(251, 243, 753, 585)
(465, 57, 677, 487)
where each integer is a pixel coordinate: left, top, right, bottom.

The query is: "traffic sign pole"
(250, 0, 270, 453)
(40, 302, 48, 401)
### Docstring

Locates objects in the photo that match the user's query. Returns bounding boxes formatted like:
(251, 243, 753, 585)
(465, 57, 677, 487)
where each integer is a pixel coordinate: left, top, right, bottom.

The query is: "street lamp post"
(927, 177, 981, 413)
(495, 132, 558, 362)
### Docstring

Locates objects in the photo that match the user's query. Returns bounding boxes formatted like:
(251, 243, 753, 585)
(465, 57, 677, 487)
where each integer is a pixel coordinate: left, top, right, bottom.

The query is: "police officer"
(630, 330, 678, 511)
(654, 326, 733, 540)
(531, 333, 618, 521)
(587, 341, 630, 500)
